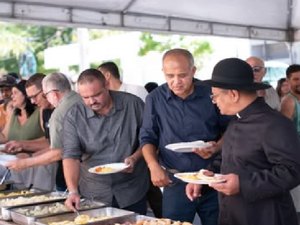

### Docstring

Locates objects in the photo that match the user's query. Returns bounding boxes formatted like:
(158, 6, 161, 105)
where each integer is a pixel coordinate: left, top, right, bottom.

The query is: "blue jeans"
(163, 180, 218, 225)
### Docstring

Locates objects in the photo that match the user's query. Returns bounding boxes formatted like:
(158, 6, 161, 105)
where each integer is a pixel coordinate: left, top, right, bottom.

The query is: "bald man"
(246, 56, 280, 110)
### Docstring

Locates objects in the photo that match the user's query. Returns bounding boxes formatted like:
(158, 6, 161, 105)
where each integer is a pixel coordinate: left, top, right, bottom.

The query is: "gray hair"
(42, 72, 71, 93)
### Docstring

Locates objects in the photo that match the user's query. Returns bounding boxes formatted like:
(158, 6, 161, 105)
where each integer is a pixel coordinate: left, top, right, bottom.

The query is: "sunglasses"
(252, 66, 265, 73)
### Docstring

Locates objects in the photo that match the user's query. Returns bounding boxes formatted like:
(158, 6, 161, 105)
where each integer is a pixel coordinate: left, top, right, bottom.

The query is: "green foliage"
(0, 23, 75, 76)
(138, 33, 213, 70)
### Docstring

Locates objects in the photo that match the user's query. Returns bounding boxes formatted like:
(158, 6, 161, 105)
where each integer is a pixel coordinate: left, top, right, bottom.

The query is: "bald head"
(246, 56, 266, 82)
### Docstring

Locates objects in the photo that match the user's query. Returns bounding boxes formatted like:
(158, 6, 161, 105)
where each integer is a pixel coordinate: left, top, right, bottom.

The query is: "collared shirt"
(49, 90, 82, 149)
(62, 91, 149, 207)
(139, 80, 229, 172)
(119, 83, 148, 102)
(219, 97, 300, 225)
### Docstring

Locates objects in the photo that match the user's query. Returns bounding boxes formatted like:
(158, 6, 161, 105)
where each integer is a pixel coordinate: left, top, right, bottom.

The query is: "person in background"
(6, 73, 81, 191)
(140, 48, 229, 224)
(63, 69, 149, 215)
(4, 73, 52, 152)
(186, 58, 300, 225)
(98, 61, 148, 102)
(280, 64, 300, 222)
(246, 56, 281, 110)
(281, 64, 300, 135)
(0, 80, 43, 143)
(276, 77, 290, 100)
(144, 82, 158, 93)
(0, 75, 17, 130)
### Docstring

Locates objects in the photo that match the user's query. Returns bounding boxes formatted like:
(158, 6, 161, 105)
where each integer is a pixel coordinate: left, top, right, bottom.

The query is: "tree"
(0, 22, 74, 76)
(138, 33, 213, 70)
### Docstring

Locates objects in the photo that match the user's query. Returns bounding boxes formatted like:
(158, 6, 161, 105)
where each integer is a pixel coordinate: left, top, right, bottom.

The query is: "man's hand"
(4, 141, 22, 153)
(5, 157, 31, 171)
(148, 163, 172, 187)
(123, 156, 137, 173)
(209, 173, 239, 195)
(186, 183, 202, 201)
(65, 193, 81, 212)
(193, 141, 219, 159)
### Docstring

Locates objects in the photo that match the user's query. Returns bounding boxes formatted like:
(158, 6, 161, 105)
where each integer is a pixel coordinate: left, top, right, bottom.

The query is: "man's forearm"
(29, 148, 62, 167)
(20, 137, 50, 152)
(63, 158, 81, 193)
(142, 143, 160, 169)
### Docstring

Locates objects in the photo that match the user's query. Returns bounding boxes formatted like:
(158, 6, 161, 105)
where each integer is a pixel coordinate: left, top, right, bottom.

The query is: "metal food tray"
(35, 207, 136, 225)
(10, 200, 106, 225)
(0, 188, 43, 199)
(0, 191, 66, 221)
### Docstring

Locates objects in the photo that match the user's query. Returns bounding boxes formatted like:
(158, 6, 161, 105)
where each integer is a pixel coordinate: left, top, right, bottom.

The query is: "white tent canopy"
(0, 0, 300, 42)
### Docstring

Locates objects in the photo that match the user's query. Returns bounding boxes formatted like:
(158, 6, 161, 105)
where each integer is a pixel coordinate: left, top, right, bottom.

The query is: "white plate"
(88, 163, 130, 175)
(174, 172, 225, 185)
(0, 154, 17, 166)
(165, 140, 212, 153)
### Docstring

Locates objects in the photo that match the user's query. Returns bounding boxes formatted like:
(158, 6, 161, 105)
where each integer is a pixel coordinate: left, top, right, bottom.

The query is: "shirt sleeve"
(239, 118, 300, 202)
(139, 94, 159, 148)
(49, 111, 63, 149)
(62, 107, 82, 159)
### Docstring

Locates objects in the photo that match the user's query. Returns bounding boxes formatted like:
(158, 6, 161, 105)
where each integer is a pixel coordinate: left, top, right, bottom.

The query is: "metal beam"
(0, 1, 291, 41)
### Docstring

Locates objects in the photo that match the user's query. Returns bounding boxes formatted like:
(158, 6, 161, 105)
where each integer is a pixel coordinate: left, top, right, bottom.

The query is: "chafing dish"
(10, 200, 106, 225)
(35, 207, 135, 225)
(0, 191, 66, 220)
(0, 188, 43, 199)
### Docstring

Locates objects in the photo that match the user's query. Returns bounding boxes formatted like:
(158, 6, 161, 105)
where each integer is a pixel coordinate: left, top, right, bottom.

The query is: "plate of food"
(165, 140, 212, 153)
(174, 169, 225, 185)
(88, 163, 130, 175)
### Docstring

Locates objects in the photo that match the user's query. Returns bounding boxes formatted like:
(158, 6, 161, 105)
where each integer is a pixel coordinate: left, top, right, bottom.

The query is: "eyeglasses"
(28, 90, 42, 100)
(252, 66, 265, 73)
(44, 89, 59, 97)
(210, 90, 228, 103)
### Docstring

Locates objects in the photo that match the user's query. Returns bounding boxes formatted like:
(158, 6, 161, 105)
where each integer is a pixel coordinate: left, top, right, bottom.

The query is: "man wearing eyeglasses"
(186, 58, 300, 225)
(246, 56, 280, 110)
(6, 72, 81, 191)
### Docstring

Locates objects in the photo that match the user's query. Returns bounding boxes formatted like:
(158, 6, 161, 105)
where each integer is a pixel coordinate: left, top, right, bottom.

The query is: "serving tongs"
(0, 168, 10, 185)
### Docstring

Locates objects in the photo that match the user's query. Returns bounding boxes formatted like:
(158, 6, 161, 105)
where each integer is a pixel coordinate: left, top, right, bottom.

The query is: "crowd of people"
(0, 49, 299, 225)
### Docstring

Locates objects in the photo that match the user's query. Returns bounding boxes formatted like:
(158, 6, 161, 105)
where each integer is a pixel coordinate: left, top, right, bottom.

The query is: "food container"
(10, 200, 106, 225)
(0, 191, 66, 220)
(35, 207, 135, 225)
(0, 188, 43, 199)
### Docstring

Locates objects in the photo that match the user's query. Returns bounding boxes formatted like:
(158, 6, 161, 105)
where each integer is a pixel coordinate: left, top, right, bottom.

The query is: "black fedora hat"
(203, 58, 271, 90)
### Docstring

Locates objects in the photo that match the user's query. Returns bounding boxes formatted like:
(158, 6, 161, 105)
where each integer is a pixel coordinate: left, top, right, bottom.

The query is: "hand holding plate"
(193, 141, 218, 159)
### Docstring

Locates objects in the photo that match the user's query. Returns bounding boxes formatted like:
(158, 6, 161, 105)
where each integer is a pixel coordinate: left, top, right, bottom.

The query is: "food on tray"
(115, 218, 192, 225)
(94, 166, 114, 173)
(15, 202, 69, 216)
(0, 194, 63, 207)
(177, 169, 223, 182)
(14, 201, 101, 217)
(0, 190, 32, 198)
(48, 215, 111, 225)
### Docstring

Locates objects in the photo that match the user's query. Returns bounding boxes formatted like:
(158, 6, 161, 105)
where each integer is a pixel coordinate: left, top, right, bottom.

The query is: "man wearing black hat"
(186, 58, 300, 225)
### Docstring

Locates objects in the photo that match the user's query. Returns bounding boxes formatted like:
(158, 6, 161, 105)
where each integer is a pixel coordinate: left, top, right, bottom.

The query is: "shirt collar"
(86, 90, 123, 118)
(166, 79, 207, 101)
(236, 97, 266, 119)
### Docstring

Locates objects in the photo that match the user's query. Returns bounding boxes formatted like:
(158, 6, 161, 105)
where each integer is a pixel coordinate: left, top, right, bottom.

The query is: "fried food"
(94, 166, 114, 173)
